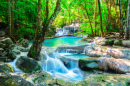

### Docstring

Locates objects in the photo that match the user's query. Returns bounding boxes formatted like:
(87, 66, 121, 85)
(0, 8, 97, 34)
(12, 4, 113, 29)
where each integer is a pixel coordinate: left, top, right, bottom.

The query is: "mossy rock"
(106, 40, 114, 46)
(79, 58, 100, 71)
(114, 40, 122, 46)
(0, 63, 14, 73)
(16, 56, 41, 73)
(32, 71, 53, 84)
(79, 74, 130, 86)
(0, 73, 33, 86)
(48, 79, 74, 86)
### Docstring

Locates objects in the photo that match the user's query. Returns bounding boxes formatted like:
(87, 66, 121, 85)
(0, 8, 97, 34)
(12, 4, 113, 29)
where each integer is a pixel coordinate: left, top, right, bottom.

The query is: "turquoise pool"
(29, 36, 87, 47)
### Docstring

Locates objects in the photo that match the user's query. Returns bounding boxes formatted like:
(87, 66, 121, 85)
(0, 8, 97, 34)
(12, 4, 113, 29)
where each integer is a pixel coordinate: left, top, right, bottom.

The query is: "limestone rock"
(17, 38, 29, 47)
(16, 56, 41, 73)
(0, 63, 14, 73)
(0, 38, 13, 48)
(122, 40, 130, 47)
(0, 73, 33, 86)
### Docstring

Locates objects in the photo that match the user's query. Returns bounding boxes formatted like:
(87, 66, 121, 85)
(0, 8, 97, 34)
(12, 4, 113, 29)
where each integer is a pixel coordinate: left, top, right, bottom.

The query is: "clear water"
(29, 36, 87, 47)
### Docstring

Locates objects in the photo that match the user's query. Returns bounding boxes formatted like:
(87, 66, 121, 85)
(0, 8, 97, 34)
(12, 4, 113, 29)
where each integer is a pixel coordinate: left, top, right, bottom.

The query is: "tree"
(8, 0, 16, 42)
(98, 0, 103, 37)
(80, 3, 94, 37)
(119, 0, 124, 38)
(28, 0, 61, 60)
(125, 0, 130, 39)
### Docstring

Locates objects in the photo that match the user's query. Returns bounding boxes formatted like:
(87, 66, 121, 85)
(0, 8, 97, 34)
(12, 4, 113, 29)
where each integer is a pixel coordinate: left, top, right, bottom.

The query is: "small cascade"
(8, 52, 28, 74)
(55, 23, 79, 36)
(40, 49, 83, 83)
(57, 45, 88, 54)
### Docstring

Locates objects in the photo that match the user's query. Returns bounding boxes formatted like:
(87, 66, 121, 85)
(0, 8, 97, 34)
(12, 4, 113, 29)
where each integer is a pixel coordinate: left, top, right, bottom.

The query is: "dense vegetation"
(0, 0, 130, 58)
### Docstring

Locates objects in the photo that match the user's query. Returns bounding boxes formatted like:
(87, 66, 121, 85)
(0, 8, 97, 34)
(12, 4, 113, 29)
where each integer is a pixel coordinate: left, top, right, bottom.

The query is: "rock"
(16, 56, 41, 73)
(85, 46, 110, 57)
(98, 58, 130, 73)
(81, 38, 93, 42)
(17, 38, 29, 47)
(49, 79, 74, 86)
(0, 31, 5, 37)
(106, 49, 130, 59)
(122, 40, 130, 47)
(114, 40, 122, 46)
(57, 45, 88, 54)
(0, 57, 11, 62)
(16, 45, 28, 52)
(78, 74, 130, 86)
(0, 63, 13, 73)
(27, 71, 53, 85)
(79, 58, 100, 70)
(106, 39, 114, 46)
(79, 57, 130, 73)
(0, 42, 6, 48)
(93, 37, 106, 45)
(0, 73, 33, 86)
(0, 38, 13, 48)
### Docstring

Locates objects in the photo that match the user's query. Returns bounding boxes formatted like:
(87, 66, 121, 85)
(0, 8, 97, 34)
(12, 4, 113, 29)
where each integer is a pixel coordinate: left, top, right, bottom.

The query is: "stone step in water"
(57, 45, 88, 53)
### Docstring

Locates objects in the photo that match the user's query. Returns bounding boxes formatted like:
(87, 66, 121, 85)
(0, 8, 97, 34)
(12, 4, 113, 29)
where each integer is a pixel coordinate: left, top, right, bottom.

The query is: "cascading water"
(55, 23, 79, 36)
(40, 49, 84, 83)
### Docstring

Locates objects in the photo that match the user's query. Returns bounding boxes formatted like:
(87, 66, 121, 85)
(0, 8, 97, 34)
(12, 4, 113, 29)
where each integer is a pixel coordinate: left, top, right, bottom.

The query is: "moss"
(106, 40, 114, 46)
(7, 64, 14, 72)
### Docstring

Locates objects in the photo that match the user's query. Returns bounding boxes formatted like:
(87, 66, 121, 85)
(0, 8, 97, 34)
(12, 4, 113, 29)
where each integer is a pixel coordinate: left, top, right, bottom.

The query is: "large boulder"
(0, 63, 14, 73)
(122, 40, 130, 47)
(79, 58, 100, 70)
(16, 56, 41, 73)
(27, 71, 53, 85)
(17, 38, 29, 47)
(0, 38, 13, 48)
(79, 57, 130, 73)
(0, 73, 33, 86)
(85, 46, 110, 57)
(106, 49, 130, 59)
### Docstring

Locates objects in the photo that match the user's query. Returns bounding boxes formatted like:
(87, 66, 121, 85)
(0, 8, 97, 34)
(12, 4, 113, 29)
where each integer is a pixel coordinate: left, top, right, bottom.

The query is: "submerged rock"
(0, 73, 33, 86)
(0, 63, 14, 73)
(16, 56, 41, 73)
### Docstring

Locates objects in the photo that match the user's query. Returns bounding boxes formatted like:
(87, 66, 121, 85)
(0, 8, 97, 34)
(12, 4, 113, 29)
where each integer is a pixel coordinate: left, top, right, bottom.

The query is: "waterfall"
(55, 23, 79, 36)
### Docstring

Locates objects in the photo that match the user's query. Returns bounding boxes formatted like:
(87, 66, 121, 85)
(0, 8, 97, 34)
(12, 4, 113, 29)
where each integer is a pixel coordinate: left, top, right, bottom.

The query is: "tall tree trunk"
(98, 0, 103, 37)
(119, 0, 124, 38)
(8, 0, 12, 37)
(94, 0, 97, 36)
(8, 0, 16, 43)
(104, 0, 110, 36)
(125, 0, 130, 39)
(28, 0, 61, 60)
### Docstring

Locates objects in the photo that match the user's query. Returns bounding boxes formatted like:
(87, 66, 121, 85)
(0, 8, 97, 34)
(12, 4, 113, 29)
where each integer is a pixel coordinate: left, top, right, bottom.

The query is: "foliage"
(0, 0, 128, 38)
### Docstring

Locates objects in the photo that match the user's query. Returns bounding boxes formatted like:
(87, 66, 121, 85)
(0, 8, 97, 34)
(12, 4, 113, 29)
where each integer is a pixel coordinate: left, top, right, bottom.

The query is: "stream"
(8, 25, 89, 83)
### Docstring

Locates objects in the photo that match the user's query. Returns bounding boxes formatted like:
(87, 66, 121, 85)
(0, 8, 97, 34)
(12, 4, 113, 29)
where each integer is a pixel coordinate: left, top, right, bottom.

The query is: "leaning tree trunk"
(98, 0, 103, 37)
(28, 0, 61, 60)
(119, 0, 124, 38)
